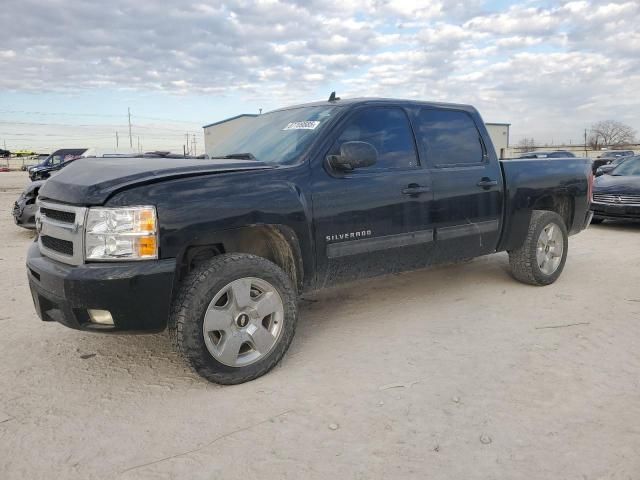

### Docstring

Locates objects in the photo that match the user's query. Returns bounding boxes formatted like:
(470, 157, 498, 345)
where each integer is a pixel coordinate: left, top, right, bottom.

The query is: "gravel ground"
(1, 170, 639, 479)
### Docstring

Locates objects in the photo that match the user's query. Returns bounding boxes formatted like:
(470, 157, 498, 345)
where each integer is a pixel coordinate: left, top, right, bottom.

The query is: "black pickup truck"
(27, 98, 594, 384)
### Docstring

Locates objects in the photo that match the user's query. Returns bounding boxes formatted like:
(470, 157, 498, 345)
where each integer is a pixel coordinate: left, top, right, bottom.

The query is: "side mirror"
(328, 141, 378, 171)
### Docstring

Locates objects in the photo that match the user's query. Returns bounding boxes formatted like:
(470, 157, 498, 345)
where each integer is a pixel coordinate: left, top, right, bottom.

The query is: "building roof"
(486, 122, 511, 126)
(203, 114, 258, 129)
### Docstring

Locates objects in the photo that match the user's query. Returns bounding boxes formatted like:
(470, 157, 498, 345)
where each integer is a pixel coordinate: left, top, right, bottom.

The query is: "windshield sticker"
(283, 121, 320, 131)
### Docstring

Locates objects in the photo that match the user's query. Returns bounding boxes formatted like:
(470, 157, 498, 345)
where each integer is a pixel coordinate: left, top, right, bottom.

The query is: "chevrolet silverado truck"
(27, 98, 594, 384)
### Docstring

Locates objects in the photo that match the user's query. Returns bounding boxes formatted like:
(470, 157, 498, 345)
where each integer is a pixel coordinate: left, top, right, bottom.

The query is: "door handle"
(476, 178, 498, 189)
(402, 184, 430, 196)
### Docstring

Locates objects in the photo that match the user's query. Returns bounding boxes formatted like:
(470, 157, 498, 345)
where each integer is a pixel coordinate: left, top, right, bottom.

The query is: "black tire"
(591, 217, 604, 224)
(508, 210, 568, 286)
(169, 253, 298, 384)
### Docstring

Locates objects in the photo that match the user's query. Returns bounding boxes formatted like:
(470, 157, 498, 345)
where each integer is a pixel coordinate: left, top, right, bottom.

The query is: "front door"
(311, 106, 435, 286)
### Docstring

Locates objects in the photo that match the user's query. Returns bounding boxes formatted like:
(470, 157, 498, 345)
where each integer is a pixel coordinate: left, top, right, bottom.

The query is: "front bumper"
(13, 200, 37, 229)
(591, 202, 640, 221)
(26, 243, 176, 332)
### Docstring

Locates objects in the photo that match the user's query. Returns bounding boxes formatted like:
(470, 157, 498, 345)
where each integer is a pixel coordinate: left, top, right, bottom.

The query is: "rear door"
(412, 107, 503, 260)
(311, 105, 435, 285)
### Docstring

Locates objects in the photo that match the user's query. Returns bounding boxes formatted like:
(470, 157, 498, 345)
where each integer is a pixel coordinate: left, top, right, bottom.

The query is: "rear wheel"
(591, 217, 604, 224)
(508, 210, 568, 286)
(169, 253, 298, 384)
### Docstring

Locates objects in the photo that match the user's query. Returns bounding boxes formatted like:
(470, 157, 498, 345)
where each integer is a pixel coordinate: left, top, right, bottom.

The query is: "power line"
(0, 109, 205, 125)
(0, 120, 198, 131)
(0, 110, 124, 118)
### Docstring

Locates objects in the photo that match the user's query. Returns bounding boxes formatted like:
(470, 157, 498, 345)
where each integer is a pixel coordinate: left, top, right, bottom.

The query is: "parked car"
(591, 150, 635, 174)
(597, 150, 634, 159)
(595, 156, 629, 176)
(21, 154, 49, 171)
(13, 180, 46, 229)
(28, 148, 89, 181)
(27, 97, 593, 384)
(591, 155, 640, 223)
(518, 150, 576, 159)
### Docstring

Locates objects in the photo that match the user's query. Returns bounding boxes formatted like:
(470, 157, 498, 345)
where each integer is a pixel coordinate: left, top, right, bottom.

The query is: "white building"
(485, 123, 511, 159)
(203, 114, 258, 157)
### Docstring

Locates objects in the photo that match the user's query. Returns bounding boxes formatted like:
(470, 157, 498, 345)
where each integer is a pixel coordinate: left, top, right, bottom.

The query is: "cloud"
(0, 0, 639, 144)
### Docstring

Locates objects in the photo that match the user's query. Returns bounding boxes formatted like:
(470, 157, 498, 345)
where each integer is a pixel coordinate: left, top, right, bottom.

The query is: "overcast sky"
(1, 0, 639, 152)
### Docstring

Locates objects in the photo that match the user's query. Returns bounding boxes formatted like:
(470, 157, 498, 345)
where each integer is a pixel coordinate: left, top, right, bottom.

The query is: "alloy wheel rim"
(536, 222, 563, 275)
(203, 277, 284, 367)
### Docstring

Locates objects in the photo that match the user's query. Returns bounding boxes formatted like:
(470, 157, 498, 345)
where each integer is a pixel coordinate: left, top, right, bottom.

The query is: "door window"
(332, 107, 418, 171)
(415, 109, 485, 167)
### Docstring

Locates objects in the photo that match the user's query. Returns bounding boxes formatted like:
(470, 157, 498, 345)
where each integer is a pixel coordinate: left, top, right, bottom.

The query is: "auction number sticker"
(283, 121, 320, 130)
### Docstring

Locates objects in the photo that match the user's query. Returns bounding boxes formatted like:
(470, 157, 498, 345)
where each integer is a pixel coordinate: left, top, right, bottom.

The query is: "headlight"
(85, 206, 158, 261)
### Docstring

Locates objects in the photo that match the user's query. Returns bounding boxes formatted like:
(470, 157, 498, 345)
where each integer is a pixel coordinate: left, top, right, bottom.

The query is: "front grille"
(41, 207, 75, 223)
(41, 235, 74, 256)
(592, 193, 640, 205)
(37, 199, 87, 265)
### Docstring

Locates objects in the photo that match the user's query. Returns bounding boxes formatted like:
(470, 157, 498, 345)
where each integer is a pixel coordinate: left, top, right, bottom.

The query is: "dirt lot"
(1, 171, 639, 479)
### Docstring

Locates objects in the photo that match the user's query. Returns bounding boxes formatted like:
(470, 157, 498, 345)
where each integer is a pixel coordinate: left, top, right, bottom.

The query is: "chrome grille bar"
(592, 194, 640, 206)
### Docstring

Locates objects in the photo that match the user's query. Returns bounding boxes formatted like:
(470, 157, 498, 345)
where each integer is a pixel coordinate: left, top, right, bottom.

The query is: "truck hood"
(38, 156, 274, 205)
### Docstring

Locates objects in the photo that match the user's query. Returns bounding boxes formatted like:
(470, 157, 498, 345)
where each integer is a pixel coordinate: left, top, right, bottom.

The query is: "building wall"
(485, 123, 510, 159)
(203, 116, 257, 156)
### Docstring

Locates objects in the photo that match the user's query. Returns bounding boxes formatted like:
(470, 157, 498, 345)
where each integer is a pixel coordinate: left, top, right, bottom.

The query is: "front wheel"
(508, 210, 568, 286)
(169, 253, 298, 384)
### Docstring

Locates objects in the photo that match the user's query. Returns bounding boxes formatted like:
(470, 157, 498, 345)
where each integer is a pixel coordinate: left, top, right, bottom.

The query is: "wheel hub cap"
(202, 277, 285, 367)
(536, 222, 564, 276)
(235, 313, 250, 328)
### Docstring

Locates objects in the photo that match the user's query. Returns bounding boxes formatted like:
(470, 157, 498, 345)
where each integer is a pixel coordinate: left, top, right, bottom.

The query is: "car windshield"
(612, 157, 640, 176)
(209, 106, 337, 166)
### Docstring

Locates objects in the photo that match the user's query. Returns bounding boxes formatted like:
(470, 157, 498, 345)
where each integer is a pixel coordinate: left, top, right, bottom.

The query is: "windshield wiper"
(211, 153, 257, 160)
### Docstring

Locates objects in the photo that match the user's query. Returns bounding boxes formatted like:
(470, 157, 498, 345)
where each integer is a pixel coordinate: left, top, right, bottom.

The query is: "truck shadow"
(292, 253, 513, 343)
(592, 220, 640, 231)
(65, 253, 514, 385)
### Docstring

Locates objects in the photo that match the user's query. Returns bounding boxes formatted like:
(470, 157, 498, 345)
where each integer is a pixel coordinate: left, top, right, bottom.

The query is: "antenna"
(328, 91, 340, 102)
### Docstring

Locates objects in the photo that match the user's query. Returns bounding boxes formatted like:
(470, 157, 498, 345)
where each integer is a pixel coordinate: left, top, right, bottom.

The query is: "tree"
(517, 137, 536, 152)
(588, 120, 636, 150)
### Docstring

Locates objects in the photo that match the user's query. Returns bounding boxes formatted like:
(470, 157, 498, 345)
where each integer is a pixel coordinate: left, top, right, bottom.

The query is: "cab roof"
(269, 97, 478, 114)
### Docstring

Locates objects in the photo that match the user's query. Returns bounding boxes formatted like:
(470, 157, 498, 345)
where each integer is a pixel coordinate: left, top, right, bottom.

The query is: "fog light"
(88, 309, 114, 325)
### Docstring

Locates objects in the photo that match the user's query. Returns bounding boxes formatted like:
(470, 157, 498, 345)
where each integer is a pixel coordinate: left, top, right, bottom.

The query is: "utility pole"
(192, 134, 197, 156)
(185, 133, 190, 155)
(137, 136, 140, 153)
(128, 107, 133, 148)
(584, 129, 588, 158)
(116, 131, 119, 149)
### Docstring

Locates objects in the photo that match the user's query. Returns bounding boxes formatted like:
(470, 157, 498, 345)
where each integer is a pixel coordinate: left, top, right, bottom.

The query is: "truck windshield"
(209, 106, 337, 166)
